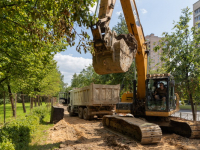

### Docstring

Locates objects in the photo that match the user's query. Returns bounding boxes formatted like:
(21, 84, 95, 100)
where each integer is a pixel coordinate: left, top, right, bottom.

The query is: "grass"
(29, 111, 60, 150)
(0, 102, 51, 125)
(179, 105, 200, 111)
(0, 102, 60, 150)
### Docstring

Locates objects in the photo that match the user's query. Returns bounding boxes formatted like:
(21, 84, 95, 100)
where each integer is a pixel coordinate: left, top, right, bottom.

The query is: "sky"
(54, 0, 198, 85)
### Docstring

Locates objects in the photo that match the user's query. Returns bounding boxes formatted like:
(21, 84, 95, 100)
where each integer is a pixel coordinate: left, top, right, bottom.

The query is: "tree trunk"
(31, 98, 33, 109)
(38, 96, 40, 106)
(186, 69, 195, 121)
(21, 94, 26, 113)
(34, 97, 37, 107)
(7, 84, 16, 117)
(189, 93, 196, 121)
(40, 96, 42, 106)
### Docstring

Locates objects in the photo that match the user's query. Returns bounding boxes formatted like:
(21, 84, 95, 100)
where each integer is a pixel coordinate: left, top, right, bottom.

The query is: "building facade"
(145, 34, 162, 71)
(193, 0, 200, 27)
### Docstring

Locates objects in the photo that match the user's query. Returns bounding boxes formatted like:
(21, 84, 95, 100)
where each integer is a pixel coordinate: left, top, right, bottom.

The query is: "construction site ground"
(47, 107, 200, 150)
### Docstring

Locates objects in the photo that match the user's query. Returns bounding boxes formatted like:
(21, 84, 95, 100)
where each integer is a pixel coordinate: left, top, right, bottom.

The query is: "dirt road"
(47, 108, 200, 150)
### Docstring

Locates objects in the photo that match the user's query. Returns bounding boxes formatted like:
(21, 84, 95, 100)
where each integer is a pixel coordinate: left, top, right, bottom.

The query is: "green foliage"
(71, 62, 136, 93)
(32, 107, 49, 123)
(0, 115, 39, 150)
(37, 67, 64, 97)
(154, 8, 200, 105)
(112, 13, 129, 35)
(0, 140, 15, 150)
(0, 0, 97, 97)
(0, 98, 10, 105)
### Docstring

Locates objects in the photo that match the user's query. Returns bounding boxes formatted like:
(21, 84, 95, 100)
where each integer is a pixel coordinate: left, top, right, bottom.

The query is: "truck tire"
(83, 108, 92, 120)
(78, 107, 83, 119)
(68, 106, 75, 117)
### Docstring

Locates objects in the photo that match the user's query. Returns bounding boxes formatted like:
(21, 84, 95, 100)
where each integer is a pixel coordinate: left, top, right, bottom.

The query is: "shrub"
(0, 115, 39, 150)
(32, 107, 49, 123)
(0, 140, 15, 150)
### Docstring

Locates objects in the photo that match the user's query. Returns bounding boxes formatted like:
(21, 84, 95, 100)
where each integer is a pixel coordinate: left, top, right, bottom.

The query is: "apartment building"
(193, 0, 200, 27)
(145, 34, 162, 71)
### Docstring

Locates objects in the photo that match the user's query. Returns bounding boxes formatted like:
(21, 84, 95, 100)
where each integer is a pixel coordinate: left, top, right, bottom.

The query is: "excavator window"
(146, 79, 168, 111)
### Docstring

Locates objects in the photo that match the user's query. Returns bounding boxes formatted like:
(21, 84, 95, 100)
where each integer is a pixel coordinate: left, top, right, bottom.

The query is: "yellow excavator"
(91, 0, 200, 144)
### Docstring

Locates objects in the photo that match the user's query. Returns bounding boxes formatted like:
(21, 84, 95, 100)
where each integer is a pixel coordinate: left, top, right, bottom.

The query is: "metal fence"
(171, 112, 200, 121)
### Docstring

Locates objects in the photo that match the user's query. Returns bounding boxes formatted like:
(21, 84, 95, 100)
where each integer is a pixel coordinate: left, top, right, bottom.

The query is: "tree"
(154, 8, 200, 121)
(0, 0, 96, 116)
(38, 67, 63, 97)
(112, 13, 129, 35)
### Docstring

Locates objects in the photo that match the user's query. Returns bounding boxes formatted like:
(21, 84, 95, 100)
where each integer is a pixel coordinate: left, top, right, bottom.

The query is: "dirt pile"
(46, 109, 200, 150)
(48, 120, 77, 143)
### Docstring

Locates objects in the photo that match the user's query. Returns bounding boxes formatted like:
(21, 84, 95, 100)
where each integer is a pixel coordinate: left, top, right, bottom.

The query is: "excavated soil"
(47, 107, 200, 150)
(116, 33, 137, 57)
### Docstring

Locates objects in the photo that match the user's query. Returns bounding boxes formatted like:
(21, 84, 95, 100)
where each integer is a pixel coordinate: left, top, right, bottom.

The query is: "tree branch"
(0, 1, 31, 9)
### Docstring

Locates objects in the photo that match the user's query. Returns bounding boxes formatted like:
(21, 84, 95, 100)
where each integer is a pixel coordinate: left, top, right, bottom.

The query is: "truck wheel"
(78, 107, 83, 119)
(83, 108, 91, 120)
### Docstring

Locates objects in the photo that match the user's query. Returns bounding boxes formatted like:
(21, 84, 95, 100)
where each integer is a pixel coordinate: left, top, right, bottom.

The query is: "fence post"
(4, 91, 6, 124)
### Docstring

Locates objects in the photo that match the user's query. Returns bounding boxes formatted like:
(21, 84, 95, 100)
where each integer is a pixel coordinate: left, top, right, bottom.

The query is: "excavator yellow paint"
(120, 0, 147, 100)
(121, 92, 133, 103)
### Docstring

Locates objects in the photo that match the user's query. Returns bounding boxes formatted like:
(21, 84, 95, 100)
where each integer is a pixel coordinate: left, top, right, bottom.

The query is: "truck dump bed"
(70, 83, 120, 106)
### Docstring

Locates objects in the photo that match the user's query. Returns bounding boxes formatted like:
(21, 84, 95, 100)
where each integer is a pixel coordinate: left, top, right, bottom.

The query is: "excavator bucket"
(93, 34, 137, 75)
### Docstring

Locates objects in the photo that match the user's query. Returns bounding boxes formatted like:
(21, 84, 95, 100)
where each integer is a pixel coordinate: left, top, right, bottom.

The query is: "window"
(198, 23, 200, 28)
(195, 8, 200, 15)
(147, 79, 168, 111)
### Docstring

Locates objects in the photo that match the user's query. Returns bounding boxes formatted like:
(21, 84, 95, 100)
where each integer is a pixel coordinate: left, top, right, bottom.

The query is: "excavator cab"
(145, 74, 179, 117)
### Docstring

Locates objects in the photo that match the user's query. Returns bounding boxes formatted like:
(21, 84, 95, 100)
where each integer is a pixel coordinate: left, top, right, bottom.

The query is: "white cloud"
(141, 9, 147, 14)
(54, 54, 92, 85)
(116, 11, 122, 16)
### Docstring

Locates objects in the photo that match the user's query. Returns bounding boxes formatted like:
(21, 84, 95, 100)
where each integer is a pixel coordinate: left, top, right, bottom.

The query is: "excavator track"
(169, 117, 200, 139)
(102, 115, 162, 144)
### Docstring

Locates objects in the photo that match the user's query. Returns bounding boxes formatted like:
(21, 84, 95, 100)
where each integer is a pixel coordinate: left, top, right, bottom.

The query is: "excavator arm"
(91, 0, 148, 100)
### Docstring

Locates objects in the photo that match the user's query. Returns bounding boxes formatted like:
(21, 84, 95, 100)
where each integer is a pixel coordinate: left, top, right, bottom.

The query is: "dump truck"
(67, 83, 120, 120)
